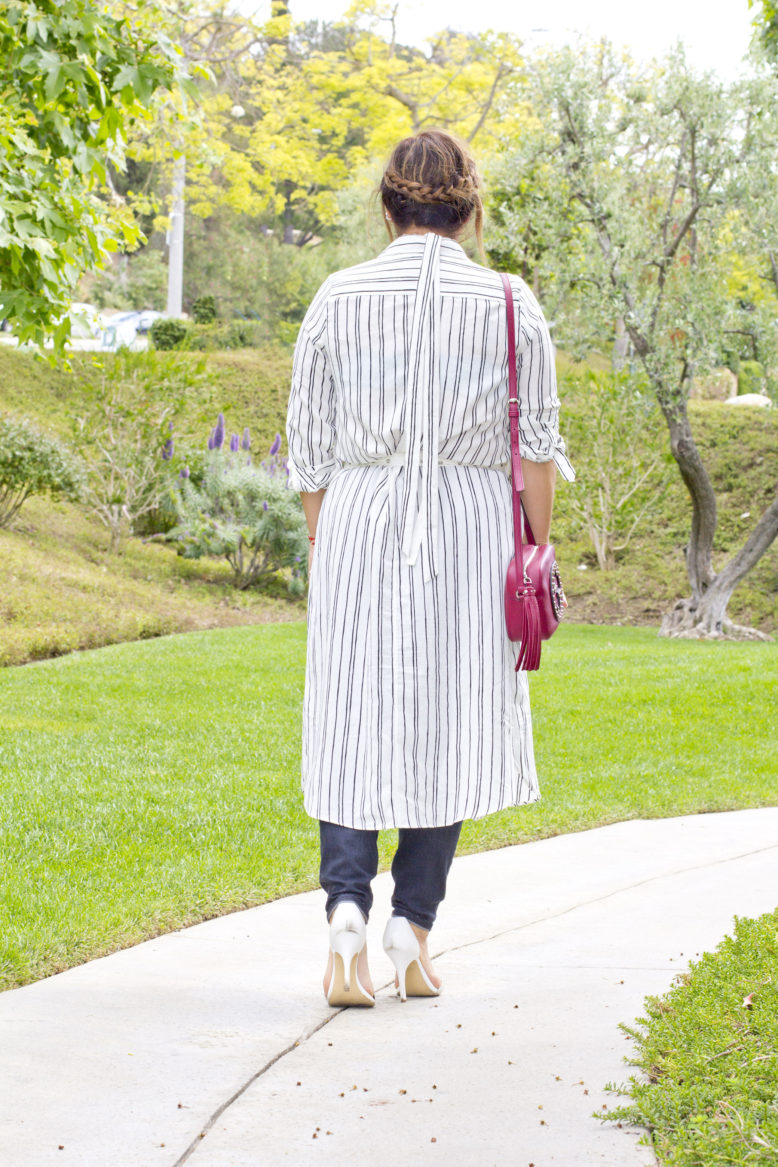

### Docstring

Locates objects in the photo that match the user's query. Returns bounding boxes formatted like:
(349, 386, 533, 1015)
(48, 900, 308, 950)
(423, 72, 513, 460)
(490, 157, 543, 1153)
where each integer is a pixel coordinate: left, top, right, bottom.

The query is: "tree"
(490, 43, 778, 639)
(121, 1, 524, 248)
(0, 0, 185, 347)
(562, 370, 670, 571)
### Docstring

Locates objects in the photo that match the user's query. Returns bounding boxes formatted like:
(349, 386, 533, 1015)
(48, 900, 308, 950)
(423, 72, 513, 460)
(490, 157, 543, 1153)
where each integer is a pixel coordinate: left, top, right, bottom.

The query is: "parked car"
(61, 302, 104, 350)
(0, 304, 165, 351)
(99, 310, 163, 351)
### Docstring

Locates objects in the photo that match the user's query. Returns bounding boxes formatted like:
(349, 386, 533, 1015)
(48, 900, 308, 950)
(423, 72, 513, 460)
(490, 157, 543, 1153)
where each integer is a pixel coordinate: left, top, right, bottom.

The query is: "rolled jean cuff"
(327, 896, 370, 925)
(391, 906, 436, 933)
(319, 820, 378, 923)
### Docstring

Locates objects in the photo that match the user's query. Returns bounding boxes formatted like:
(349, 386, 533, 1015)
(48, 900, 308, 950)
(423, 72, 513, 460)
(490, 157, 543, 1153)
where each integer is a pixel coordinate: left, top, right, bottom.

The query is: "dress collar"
(383, 232, 468, 259)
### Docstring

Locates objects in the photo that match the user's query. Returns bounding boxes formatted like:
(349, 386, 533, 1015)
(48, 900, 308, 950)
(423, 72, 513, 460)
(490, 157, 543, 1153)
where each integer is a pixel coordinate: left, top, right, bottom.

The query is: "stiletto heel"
(382, 916, 440, 1001)
(325, 902, 375, 1007)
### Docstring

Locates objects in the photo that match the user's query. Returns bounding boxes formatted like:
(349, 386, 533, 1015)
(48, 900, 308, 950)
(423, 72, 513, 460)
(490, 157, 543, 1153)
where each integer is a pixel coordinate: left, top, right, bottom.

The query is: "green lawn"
(603, 909, 778, 1164)
(0, 623, 775, 991)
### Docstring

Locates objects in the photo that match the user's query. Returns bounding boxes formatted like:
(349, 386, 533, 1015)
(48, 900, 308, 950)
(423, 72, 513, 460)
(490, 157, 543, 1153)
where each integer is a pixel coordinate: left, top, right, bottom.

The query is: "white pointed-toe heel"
(382, 915, 440, 1002)
(325, 902, 375, 1007)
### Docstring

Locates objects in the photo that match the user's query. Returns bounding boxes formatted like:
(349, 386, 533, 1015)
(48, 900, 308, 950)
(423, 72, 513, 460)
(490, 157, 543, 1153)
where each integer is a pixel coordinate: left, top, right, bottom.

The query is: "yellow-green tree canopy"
(127, 1, 524, 242)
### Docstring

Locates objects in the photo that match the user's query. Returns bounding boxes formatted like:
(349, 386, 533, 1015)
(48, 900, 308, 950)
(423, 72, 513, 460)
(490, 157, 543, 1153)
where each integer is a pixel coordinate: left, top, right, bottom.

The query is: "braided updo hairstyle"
(380, 129, 484, 255)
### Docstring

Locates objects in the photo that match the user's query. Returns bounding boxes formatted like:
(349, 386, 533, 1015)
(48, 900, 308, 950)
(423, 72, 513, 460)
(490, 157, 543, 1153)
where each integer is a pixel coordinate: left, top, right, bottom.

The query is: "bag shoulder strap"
(499, 273, 536, 556)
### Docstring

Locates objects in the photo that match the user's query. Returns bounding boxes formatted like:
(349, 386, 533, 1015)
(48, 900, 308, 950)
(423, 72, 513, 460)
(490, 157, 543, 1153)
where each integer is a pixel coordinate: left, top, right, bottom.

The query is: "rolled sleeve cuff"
(519, 440, 576, 482)
(286, 453, 339, 492)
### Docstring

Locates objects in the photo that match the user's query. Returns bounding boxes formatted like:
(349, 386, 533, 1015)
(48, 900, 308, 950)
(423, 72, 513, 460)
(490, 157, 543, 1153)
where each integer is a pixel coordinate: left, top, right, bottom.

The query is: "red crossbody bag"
(501, 273, 567, 671)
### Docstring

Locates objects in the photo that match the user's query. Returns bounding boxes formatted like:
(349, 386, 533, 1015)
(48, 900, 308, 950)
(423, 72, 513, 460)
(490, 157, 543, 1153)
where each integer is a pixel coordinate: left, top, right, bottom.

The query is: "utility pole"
(166, 154, 185, 317)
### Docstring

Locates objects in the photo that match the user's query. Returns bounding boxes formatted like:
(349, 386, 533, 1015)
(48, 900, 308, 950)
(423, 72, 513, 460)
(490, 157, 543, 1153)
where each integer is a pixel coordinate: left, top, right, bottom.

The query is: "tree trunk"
(612, 317, 629, 371)
(658, 398, 718, 600)
(283, 189, 295, 245)
(662, 403, 778, 639)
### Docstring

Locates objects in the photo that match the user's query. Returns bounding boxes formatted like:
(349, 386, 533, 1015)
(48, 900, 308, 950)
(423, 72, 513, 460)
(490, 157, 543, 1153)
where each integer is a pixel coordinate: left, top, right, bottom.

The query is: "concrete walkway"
(2, 808, 777, 1167)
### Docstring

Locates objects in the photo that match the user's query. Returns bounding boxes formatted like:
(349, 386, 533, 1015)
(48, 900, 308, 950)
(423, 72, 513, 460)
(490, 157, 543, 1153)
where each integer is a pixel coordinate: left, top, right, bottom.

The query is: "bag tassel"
(514, 589, 542, 673)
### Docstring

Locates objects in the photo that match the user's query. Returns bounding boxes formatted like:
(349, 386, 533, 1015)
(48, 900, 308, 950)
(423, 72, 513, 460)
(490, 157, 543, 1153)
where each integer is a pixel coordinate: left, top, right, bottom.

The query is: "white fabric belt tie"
(339, 449, 510, 585)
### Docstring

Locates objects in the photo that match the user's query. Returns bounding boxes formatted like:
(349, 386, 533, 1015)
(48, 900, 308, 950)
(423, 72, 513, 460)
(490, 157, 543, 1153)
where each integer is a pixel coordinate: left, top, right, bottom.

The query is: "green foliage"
(750, 0, 778, 62)
(488, 45, 778, 630)
(603, 909, 778, 1163)
(163, 433, 308, 592)
(149, 315, 264, 351)
(181, 213, 370, 343)
(88, 247, 167, 312)
(0, 624, 775, 988)
(182, 320, 264, 351)
(0, 0, 182, 349)
(561, 369, 672, 569)
(489, 44, 747, 390)
(738, 360, 767, 395)
(149, 317, 189, 350)
(0, 415, 82, 527)
(191, 293, 217, 323)
(70, 350, 208, 551)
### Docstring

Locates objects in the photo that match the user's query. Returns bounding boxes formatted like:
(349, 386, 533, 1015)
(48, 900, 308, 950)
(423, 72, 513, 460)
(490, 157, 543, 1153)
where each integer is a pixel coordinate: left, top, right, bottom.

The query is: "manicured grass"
(603, 909, 778, 1164)
(0, 495, 305, 666)
(0, 623, 775, 990)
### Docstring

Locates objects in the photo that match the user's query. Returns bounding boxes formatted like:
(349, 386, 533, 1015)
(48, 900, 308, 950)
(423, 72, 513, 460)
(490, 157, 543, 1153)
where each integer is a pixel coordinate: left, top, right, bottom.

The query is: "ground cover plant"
(0, 623, 774, 991)
(603, 909, 778, 1164)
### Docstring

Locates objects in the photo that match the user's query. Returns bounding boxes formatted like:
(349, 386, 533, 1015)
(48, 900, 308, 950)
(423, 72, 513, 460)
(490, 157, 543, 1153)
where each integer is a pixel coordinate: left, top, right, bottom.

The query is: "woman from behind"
(286, 129, 574, 1006)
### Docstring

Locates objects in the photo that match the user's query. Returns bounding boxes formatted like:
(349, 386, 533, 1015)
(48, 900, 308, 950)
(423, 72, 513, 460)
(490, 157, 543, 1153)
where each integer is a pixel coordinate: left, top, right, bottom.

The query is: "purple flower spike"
(214, 412, 226, 450)
(230, 433, 239, 453)
(241, 427, 251, 451)
(262, 500, 269, 511)
(161, 437, 174, 461)
(180, 465, 190, 479)
(207, 430, 215, 450)
(269, 432, 281, 456)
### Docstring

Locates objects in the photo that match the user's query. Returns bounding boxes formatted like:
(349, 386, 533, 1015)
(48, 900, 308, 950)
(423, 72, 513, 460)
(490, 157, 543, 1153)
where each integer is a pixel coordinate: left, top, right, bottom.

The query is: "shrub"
(162, 419, 308, 593)
(150, 317, 189, 350)
(191, 294, 217, 324)
(151, 317, 264, 352)
(0, 416, 83, 527)
(71, 351, 209, 551)
(182, 320, 264, 351)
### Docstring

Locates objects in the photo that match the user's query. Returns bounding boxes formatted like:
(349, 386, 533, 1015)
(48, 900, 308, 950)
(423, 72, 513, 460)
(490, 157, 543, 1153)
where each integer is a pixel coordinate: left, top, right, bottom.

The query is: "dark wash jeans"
(319, 820, 463, 933)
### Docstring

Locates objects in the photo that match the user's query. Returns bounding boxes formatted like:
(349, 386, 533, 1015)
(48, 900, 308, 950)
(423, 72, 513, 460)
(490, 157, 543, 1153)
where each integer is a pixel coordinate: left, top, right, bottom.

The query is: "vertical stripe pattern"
(286, 233, 575, 830)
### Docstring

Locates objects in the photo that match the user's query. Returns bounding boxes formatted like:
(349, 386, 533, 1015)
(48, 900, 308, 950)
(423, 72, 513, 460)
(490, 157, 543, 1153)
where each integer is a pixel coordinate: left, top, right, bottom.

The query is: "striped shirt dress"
(286, 231, 575, 830)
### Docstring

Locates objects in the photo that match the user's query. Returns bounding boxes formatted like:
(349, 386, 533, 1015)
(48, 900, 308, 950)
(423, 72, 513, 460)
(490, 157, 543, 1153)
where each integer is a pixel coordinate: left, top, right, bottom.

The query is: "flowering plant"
(162, 415, 308, 593)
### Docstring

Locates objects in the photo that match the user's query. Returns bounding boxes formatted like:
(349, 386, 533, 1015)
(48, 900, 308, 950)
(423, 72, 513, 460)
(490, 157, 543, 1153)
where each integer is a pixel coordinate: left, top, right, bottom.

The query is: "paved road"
(3, 808, 777, 1166)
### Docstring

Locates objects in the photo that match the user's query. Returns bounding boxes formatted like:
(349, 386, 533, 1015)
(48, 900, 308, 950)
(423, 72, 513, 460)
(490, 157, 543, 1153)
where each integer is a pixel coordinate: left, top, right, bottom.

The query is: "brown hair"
(379, 129, 484, 257)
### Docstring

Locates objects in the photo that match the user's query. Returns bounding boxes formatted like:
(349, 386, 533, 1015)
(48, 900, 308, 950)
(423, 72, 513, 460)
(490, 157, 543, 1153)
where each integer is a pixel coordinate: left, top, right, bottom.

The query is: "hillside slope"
(1, 346, 775, 667)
